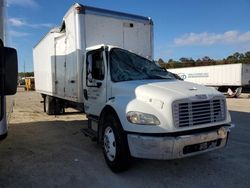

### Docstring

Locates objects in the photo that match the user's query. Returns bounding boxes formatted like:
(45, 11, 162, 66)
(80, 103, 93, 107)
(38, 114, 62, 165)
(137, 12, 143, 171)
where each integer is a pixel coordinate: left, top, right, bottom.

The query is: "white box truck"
(33, 3, 233, 172)
(168, 64, 250, 97)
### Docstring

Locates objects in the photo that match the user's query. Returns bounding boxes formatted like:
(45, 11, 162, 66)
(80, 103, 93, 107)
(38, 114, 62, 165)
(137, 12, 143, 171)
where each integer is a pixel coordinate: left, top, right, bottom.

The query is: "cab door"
(84, 48, 107, 116)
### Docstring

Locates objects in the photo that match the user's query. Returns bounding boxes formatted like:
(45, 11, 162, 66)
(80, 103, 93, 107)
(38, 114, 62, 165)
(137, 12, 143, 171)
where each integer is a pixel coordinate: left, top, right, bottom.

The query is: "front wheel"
(102, 114, 130, 172)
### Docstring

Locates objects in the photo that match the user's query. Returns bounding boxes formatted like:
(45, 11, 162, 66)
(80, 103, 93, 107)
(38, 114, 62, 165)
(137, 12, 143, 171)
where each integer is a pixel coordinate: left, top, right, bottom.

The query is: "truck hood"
(112, 79, 221, 102)
(111, 79, 229, 134)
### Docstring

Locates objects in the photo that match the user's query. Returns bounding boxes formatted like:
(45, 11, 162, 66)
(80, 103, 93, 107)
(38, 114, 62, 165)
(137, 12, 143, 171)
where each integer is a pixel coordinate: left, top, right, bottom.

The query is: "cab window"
(86, 50, 105, 83)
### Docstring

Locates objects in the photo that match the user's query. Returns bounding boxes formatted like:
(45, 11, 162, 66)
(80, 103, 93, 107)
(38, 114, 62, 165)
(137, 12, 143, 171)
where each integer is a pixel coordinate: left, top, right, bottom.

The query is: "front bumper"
(127, 125, 233, 160)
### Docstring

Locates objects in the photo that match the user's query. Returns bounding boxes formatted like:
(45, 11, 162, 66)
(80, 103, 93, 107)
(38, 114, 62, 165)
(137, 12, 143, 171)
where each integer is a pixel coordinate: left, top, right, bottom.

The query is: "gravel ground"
(0, 89, 250, 188)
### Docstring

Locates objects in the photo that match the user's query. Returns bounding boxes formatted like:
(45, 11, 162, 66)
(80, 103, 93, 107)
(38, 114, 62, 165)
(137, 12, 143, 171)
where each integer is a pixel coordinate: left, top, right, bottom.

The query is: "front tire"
(102, 114, 130, 172)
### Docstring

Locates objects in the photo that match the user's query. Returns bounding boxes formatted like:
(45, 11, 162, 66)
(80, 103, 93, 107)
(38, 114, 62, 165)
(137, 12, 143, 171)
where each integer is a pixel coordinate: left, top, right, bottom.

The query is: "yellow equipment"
(24, 77, 35, 91)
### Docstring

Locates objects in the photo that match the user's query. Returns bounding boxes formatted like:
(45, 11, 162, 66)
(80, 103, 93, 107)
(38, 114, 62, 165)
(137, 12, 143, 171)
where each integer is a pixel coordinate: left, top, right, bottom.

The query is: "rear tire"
(234, 87, 242, 98)
(54, 98, 64, 114)
(45, 95, 54, 115)
(227, 87, 242, 98)
(44, 96, 64, 115)
(102, 114, 130, 172)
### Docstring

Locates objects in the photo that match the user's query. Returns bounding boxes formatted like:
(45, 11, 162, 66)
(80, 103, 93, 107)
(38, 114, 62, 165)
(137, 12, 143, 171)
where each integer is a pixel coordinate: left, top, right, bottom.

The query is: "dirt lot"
(0, 89, 250, 188)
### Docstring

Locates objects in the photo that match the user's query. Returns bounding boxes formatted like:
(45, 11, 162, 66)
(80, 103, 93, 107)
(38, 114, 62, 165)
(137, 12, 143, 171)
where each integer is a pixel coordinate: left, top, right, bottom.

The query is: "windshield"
(110, 48, 176, 82)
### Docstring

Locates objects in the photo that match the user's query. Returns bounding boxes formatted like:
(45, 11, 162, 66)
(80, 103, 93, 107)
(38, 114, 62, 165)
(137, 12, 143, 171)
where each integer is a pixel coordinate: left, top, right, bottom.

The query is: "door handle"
(96, 82, 102, 88)
(84, 89, 88, 100)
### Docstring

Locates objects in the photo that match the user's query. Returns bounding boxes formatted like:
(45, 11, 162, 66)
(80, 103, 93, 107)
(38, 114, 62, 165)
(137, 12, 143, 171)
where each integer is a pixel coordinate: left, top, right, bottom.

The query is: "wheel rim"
(104, 126, 116, 162)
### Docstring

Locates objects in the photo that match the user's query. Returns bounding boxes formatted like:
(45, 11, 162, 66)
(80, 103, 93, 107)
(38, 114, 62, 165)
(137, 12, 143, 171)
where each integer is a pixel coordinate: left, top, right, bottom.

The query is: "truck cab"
(33, 3, 233, 172)
(83, 45, 232, 172)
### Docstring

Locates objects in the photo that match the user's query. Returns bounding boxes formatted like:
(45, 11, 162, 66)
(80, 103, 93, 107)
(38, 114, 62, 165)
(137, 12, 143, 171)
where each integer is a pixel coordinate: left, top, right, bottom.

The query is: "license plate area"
(183, 139, 221, 155)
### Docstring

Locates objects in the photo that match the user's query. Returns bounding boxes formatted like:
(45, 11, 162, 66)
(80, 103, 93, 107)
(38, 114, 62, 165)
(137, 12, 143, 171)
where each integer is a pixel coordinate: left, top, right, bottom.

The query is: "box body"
(33, 4, 153, 102)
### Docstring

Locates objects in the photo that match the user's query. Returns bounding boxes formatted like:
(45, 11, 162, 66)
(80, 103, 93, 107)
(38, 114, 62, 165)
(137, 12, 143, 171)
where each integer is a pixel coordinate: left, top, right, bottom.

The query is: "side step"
(81, 128, 97, 142)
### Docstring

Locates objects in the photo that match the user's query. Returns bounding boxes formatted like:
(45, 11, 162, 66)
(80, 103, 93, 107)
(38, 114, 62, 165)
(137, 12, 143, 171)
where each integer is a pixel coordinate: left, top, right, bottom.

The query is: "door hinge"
(64, 87, 65, 92)
(64, 61, 66, 67)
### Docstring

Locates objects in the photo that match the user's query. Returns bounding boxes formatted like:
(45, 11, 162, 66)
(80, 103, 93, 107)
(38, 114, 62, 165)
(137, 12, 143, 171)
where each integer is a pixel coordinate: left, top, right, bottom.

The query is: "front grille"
(173, 98, 226, 127)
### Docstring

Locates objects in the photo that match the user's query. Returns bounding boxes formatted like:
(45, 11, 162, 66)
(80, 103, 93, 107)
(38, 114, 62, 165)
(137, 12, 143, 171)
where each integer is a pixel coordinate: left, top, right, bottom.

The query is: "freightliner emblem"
(195, 94, 207, 99)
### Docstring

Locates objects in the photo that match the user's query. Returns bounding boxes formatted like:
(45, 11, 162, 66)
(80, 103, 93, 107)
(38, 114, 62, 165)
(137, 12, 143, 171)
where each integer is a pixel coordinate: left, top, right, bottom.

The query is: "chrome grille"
(173, 98, 226, 127)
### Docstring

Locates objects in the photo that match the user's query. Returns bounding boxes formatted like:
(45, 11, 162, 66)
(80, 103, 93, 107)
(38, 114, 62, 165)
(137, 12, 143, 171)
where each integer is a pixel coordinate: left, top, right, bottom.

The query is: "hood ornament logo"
(196, 94, 207, 99)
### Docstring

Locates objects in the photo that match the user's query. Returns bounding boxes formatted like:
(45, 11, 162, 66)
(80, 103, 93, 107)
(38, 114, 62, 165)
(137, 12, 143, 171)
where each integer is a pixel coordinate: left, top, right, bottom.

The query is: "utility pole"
(24, 60, 26, 78)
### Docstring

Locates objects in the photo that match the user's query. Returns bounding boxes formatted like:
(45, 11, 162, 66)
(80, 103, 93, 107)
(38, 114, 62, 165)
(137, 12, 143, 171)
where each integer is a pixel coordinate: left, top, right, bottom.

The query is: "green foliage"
(18, 72, 34, 77)
(158, 51, 250, 69)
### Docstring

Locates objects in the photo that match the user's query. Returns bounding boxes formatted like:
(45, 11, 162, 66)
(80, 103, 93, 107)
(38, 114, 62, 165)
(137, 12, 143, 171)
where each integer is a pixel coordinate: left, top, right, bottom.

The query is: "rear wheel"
(102, 114, 130, 172)
(45, 95, 54, 115)
(44, 95, 64, 115)
(54, 98, 64, 114)
(227, 87, 242, 98)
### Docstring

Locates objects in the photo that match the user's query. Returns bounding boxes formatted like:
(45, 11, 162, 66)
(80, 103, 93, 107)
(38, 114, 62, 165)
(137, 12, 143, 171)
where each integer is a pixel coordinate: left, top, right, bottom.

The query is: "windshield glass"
(110, 48, 176, 82)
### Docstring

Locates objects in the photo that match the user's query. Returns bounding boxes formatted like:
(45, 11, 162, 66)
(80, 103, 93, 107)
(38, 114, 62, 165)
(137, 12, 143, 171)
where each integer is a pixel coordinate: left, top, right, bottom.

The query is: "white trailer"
(168, 63, 250, 97)
(34, 3, 233, 172)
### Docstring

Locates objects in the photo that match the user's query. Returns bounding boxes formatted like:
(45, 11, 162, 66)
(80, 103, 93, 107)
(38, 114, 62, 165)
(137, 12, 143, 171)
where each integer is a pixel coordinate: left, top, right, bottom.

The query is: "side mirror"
(0, 40, 18, 95)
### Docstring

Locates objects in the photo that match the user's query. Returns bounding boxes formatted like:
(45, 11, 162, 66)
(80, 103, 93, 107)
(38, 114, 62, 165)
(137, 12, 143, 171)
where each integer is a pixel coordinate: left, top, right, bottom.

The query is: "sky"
(5, 0, 250, 72)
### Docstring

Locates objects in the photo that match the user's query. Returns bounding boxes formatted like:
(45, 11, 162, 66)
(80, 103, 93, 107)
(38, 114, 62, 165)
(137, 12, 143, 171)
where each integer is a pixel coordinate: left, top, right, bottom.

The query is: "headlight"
(126, 111, 160, 125)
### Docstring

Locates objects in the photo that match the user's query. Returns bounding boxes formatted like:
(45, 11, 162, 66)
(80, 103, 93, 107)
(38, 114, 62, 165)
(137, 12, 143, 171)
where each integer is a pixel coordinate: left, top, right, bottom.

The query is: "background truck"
(0, 0, 18, 140)
(34, 3, 233, 172)
(168, 63, 250, 97)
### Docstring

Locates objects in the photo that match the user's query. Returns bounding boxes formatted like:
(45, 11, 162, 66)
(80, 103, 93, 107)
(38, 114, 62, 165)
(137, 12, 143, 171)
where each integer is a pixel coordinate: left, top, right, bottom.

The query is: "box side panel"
(85, 14, 123, 48)
(33, 33, 59, 95)
(54, 35, 66, 98)
(84, 14, 152, 58)
(64, 10, 78, 101)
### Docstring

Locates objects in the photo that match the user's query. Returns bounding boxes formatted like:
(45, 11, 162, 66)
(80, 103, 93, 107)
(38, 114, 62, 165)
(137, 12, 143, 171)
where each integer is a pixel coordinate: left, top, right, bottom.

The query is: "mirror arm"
(0, 39, 4, 96)
(0, 39, 4, 119)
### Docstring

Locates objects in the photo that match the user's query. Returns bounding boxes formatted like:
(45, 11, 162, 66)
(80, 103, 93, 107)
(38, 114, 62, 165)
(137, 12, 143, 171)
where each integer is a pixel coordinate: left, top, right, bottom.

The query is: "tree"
(158, 58, 165, 64)
(157, 50, 250, 69)
(245, 51, 250, 58)
(179, 57, 189, 63)
(202, 56, 211, 61)
(19, 72, 34, 77)
(166, 60, 176, 69)
(226, 55, 237, 64)
(157, 58, 166, 68)
(232, 52, 241, 60)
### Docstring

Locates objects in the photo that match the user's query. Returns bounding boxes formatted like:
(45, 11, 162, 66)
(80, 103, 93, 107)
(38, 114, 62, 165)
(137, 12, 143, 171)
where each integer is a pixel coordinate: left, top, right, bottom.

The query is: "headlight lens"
(126, 111, 160, 125)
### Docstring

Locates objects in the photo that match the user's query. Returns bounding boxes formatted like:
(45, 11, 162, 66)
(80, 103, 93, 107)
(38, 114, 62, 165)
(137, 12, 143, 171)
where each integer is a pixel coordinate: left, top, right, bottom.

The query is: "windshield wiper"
(147, 75, 165, 79)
